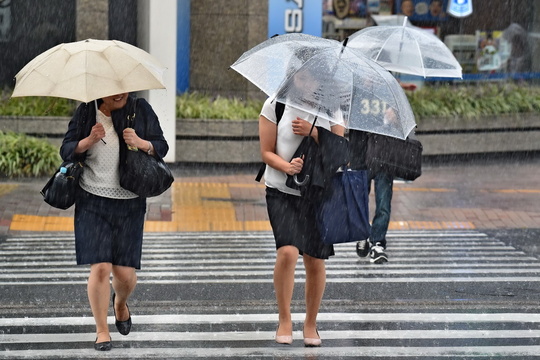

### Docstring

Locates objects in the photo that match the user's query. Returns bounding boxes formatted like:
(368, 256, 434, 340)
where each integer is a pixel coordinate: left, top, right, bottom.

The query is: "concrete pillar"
(137, 0, 177, 162)
(76, 0, 109, 40)
(530, 0, 540, 72)
(190, 0, 268, 99)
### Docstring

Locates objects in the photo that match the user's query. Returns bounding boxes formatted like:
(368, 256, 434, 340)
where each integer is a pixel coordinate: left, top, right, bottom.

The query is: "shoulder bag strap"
(255, 101, 287, 182)
(125, 96, 138, 129)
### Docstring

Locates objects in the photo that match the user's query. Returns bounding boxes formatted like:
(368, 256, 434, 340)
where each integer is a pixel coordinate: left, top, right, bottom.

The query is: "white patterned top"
(79, 111, 138, 199)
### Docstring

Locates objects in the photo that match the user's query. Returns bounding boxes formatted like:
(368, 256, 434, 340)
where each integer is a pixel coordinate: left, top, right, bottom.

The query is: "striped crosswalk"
(1, 230, 540, 358)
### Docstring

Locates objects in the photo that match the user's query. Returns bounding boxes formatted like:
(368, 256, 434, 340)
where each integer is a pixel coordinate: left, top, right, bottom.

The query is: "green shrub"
(3, 84, 540, 120)
(408, 83, 540, 120)
(176, 92, 263, 120)
(0, 131, 61, 178)
(0, 90, 77, 117)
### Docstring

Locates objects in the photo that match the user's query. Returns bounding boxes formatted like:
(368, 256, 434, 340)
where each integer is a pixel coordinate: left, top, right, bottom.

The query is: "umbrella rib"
(375, 34, 393, 62)
(411, 36, 427, 78)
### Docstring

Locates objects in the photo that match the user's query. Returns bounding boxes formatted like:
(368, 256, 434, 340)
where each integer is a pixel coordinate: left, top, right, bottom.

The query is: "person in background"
(399, 0, 415, 17)
(428, 0, 447, 21)
(258, 67, 345, 347)
(60, 93, 169, 351)
(349, 83, 416, 264)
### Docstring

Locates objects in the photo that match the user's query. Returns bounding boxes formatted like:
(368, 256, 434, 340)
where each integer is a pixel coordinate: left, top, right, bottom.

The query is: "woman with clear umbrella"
(60, 93, 169, 351)
(258, 63, 345, 347)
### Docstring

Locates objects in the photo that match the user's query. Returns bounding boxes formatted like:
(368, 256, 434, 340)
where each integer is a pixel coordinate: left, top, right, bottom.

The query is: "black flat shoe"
(112, 293, 132, 336)
(94, 337, 112, 351)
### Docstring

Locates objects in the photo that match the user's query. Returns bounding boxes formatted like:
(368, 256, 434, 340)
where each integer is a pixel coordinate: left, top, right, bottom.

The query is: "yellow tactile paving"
(394, 187, 456, 193)
(487, 189, 540, 194)
(10, 215, 75, 232)
(8, 181, 478, 233)
(389, 220, 475, 230)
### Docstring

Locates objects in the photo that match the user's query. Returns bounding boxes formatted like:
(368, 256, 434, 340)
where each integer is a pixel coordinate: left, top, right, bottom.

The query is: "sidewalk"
(1, 155, 539, 237)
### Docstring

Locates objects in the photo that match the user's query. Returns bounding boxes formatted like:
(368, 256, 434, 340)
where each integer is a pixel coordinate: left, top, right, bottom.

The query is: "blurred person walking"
(348, 79, 419, 264)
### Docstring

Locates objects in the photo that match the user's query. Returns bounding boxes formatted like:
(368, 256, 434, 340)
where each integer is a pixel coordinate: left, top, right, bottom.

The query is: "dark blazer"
(348, 129, 369, 171)
(60, 95, 169, 164)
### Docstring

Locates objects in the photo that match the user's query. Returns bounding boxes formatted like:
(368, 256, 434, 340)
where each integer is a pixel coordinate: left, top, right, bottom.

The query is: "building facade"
(1, 0, 540, 99)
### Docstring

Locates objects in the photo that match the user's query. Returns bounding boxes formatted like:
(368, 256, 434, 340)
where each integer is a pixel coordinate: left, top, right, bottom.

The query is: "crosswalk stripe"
(3, 267, 540, 282)
(5, 329, 540, 343)
(2, 276, 540, 286)
(3, 346, 540, 359)
(0, 244, 518, 254)
(3, 312, 540, 326)
(1, 256, 537, 269)
(2, 262, 539, 271)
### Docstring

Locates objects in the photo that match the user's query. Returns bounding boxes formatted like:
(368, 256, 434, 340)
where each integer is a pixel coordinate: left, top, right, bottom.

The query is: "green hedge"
(407, 84, 540, 119)
(3, 84, 540, 121)
(0, 90, 77, 117)
(0, 131, 61, 178)
(2, 83, 539, 178)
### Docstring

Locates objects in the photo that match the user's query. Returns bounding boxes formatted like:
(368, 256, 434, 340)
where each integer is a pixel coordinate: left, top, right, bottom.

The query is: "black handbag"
(365, 133, 423, 181)
(119, 98, 174, 198)
(40, 161, 84, 210)
(41, 104, 88, 210)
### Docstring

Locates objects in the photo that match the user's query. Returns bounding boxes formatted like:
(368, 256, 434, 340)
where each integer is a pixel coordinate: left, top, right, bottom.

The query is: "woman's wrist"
(146, 141, 154, 155)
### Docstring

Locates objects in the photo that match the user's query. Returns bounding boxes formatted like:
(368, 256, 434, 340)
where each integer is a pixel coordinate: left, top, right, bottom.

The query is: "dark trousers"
(369, 171, 394, 248)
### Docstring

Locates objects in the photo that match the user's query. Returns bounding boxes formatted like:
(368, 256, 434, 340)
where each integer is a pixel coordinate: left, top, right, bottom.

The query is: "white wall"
(137, 0, 177, 162)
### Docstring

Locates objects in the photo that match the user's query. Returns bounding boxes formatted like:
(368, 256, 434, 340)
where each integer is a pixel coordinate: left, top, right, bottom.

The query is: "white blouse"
(79, 111, 138, 199)
(259, 98, 338, 196)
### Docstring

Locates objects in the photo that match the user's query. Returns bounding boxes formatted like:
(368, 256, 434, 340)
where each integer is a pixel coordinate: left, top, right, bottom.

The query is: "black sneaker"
(369, 243, 388, 264)
(356, 240, 371, 257)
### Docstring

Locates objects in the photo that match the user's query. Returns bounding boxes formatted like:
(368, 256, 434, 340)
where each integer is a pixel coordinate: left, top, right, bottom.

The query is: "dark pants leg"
(369, 171, 394, 248)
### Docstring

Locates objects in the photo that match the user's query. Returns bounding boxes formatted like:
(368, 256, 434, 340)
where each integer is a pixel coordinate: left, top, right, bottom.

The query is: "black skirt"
(74, 189, 146, 269)
(265, 187, 334, 259)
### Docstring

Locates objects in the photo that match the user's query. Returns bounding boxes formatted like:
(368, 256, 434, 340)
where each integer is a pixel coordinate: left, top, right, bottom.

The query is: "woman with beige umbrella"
(61, 93, 169, 350)
(12, 39, 169, 351)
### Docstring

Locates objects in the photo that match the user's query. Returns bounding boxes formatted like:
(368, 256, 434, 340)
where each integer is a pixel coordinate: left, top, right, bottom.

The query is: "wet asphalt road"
(1, 154, 540, 358)
(1, 229, 540, 359)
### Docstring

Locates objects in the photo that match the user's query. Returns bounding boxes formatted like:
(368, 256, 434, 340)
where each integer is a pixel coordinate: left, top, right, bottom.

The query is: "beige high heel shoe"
(303, 328, 321, 347)
(275, 325, 293, 345)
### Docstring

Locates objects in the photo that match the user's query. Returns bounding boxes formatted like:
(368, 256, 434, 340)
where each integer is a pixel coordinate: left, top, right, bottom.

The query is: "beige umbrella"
(12, 39, 166, 103)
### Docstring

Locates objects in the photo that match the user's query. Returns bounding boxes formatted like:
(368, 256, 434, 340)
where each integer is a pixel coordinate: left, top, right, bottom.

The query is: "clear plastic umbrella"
(371, 14, 413, 26)
(348, 18, 462, 78)
(230, 33, 416, 140)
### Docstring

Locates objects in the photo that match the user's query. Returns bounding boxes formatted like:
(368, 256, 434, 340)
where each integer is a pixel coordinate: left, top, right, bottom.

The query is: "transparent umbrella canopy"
(348, 18, 462, 78)
(231, 33, 416, 140)
(371, 14, 413, 26)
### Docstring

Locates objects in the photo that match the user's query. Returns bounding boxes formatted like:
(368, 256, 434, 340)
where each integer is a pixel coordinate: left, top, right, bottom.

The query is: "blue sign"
(176, 0, 190, 94)
(395, 0, 449, 22)
(447, 0, 473, 18)
(268, 0, 322, 37)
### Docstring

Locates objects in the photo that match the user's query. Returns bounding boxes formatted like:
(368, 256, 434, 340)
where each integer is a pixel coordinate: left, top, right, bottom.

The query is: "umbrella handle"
(293, 174, 310, 186)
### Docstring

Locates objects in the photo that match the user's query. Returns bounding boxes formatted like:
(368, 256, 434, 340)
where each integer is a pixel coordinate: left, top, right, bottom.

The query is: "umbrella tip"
(343, 38, 349, 47)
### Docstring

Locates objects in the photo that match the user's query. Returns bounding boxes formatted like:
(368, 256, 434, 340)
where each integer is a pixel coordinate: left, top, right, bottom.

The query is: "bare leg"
(111, 265, 137, 321)
(88, 263, 113, 343)
(274, 245, 299, 336)
(303, 254, 326, 339)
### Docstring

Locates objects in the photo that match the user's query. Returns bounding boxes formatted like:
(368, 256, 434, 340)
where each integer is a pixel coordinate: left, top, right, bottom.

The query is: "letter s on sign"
(284, 9, 302, 32)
